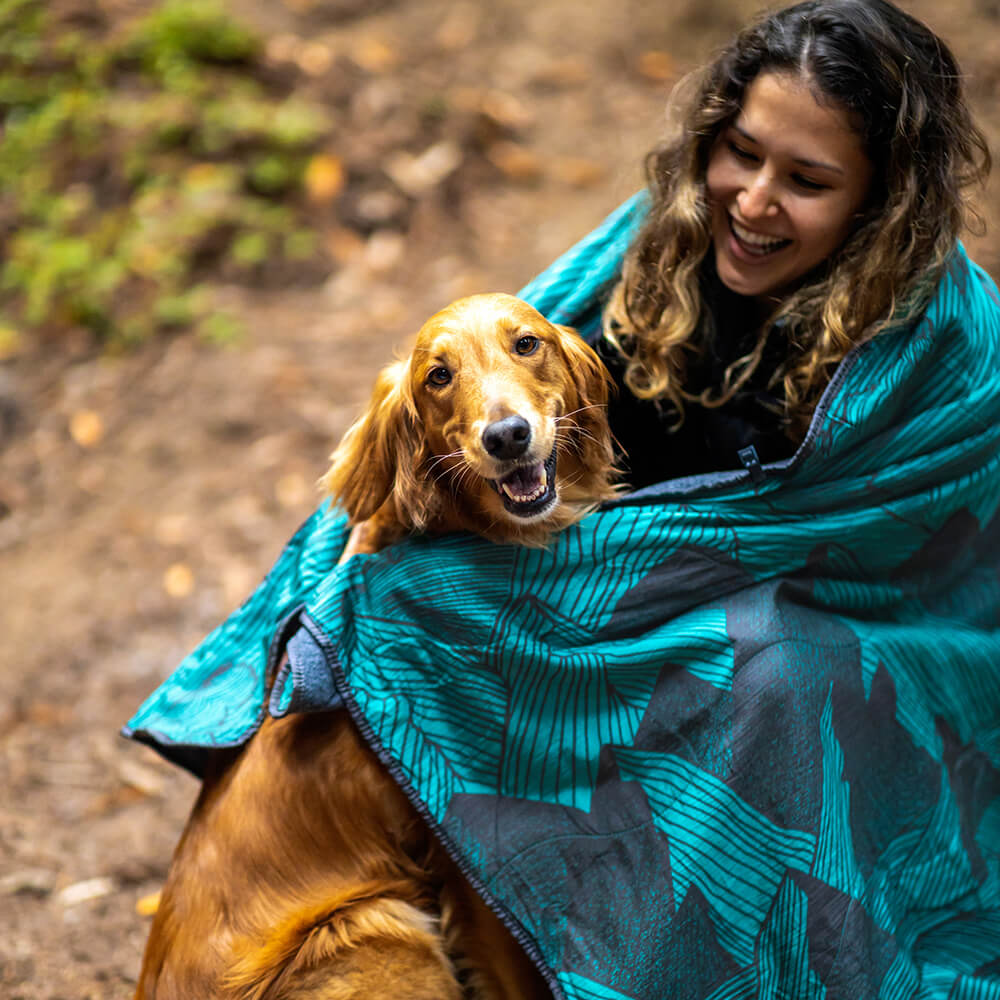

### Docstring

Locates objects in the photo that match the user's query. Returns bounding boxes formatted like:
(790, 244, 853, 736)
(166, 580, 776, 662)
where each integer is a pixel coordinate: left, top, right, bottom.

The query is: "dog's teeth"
(501, 481, 546, 504)
(539, 468, 547, 488)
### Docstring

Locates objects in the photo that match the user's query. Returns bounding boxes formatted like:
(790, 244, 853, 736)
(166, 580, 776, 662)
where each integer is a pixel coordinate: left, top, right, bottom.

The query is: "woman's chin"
(714, 242, 791, 300)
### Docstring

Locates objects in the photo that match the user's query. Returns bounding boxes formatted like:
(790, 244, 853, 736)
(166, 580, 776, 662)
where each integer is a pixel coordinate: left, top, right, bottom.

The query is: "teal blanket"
(125, 195, 1000, 1000)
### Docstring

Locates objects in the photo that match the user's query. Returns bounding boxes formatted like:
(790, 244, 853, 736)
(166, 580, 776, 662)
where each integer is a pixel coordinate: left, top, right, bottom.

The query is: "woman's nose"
(737, 174, 779, 218)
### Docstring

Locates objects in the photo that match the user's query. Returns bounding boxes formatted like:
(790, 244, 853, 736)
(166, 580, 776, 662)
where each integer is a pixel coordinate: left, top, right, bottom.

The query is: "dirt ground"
(1, 1, 998, 996)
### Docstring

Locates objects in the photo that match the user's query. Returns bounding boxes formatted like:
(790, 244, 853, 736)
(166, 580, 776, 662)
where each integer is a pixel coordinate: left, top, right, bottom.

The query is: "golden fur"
(135, 711, 551, 999)
(135, 294, 618, 999)
(325, 293, 619, 557)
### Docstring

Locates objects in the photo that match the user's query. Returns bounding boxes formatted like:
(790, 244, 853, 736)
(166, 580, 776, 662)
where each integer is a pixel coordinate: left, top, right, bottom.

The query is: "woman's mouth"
(728, 216, 792, 258)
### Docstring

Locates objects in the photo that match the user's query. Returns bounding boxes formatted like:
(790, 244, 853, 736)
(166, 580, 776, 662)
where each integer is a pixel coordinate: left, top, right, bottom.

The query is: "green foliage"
(0, 0, 332, 348)
(122, 0, 260, 69)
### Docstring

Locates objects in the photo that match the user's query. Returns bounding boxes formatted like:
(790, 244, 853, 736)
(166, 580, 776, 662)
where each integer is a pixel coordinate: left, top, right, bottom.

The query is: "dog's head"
(325, 293, 619, 544)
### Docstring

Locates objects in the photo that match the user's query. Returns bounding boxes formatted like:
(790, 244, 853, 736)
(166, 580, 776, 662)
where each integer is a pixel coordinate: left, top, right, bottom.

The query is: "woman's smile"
(726, 215, 792, 258)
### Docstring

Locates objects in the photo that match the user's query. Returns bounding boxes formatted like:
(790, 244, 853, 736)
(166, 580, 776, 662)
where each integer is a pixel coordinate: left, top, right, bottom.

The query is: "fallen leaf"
(86, 785, 146, 817)
(466, 89, 534, 130)
(529, 57, 589, 89)
(57, 877, 114, 907)
(25, 700, 75, 726)
(487, 142, 543, 183)
(304, 154, 346, 204)
(637, 50, 676, 82)
(69, 409, 104, 448)
(296, 41, 333, 77)
(275, 472, 310, 509)
(136, 890, 161, 917)
(351, 38, 398, 73)
(117, 758, 165, 797)
(163, 563, 195, 599)
(384, 141, 463, 196)
(350, 189, 409, 228)
(363, 231, 406, 274)
(325, 226, 365, 264)
(550, 156, 607, 188)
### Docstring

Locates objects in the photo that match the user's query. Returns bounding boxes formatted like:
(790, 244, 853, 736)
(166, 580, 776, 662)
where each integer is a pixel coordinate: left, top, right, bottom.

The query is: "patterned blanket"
(125, 195, 1000, 1000)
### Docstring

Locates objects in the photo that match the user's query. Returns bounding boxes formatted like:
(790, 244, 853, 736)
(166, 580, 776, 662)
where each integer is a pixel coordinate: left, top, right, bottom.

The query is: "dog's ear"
(555, 325, 616, 470)
(323, 360, 431, 527)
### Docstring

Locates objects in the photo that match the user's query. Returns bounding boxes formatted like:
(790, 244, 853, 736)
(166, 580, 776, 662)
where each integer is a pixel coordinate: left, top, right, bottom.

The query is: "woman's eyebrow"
(730, 123, 845, 174)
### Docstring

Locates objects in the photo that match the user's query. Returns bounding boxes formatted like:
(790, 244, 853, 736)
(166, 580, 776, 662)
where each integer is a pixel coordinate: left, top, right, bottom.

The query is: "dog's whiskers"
(554, 424, 602, 454)
(446, 460, 478, 495)
(554, 404, 606, 423)
(426, 449, 465, 481)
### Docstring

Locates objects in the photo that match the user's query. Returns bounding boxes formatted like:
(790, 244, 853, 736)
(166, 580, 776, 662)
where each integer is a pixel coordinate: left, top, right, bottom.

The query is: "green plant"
(0, 0, 333, 349)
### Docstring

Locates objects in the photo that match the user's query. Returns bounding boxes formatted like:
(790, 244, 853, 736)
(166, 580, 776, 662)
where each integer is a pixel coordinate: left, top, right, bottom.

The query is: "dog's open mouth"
(490, 450, 558, 518)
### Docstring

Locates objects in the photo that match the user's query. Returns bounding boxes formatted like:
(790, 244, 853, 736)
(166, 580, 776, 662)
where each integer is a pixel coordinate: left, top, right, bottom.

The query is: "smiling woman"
(599, 0, 991, 488)
(706, 72, 873, 301)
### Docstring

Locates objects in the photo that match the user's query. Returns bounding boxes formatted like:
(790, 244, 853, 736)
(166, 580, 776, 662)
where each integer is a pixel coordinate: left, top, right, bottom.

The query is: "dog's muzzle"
(490, 448, 558, 519)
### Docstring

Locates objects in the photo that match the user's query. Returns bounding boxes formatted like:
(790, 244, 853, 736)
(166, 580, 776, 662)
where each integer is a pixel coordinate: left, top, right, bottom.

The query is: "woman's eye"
(514, 335, 540, 356)
(427, 366, 452, 386)
(728, 141, 757, 162)
(793, 174, 830, 192)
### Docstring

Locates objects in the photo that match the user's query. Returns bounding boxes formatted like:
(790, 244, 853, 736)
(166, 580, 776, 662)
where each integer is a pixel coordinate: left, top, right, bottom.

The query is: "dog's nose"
(482, 415, 531, 460)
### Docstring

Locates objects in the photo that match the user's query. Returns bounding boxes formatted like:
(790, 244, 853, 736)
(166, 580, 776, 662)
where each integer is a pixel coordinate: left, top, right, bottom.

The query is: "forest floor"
(1, 0, 998, 996)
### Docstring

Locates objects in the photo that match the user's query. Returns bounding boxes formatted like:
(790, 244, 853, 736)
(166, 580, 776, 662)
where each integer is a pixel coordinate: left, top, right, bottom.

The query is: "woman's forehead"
(732, 71, 869, 170)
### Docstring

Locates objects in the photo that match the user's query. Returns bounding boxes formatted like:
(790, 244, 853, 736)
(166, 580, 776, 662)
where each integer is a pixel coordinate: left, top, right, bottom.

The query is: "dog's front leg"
(338, 505, 408, 564)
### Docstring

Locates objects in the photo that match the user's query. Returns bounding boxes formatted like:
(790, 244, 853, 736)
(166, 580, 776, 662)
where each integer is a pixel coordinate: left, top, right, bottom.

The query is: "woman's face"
(705, 71, 873, 303)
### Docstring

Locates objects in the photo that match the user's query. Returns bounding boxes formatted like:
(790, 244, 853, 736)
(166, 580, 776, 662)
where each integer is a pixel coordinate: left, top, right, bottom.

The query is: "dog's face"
(325, 292, 617, 544)
(406, 294, 595, 524)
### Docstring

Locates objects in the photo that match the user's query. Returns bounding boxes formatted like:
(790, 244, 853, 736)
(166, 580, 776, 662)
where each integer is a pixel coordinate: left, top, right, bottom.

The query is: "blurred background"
(0, 0, 997, 995)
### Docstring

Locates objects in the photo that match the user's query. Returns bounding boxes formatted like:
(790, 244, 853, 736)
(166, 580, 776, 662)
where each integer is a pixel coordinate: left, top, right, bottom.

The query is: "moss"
(0, 0, 333, 348)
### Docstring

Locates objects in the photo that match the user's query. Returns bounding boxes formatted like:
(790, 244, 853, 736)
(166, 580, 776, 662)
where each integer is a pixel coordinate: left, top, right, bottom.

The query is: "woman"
(597, 0, 990, 487)
(127, 3, 1000, 998)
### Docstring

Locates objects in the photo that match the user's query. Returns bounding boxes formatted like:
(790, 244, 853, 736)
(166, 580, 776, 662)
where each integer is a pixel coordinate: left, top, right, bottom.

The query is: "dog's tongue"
(498, 462, 546, 502)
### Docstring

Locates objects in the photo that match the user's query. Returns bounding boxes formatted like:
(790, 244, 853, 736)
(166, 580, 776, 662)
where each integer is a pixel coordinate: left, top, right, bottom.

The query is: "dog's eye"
(514, 335, 540, 356)
(427, 366, 452, 386)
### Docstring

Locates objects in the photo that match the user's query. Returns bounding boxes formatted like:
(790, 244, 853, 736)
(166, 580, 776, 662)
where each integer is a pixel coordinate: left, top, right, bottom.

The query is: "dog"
(135, 294, 618, 999)
(325, 292, 619, 560)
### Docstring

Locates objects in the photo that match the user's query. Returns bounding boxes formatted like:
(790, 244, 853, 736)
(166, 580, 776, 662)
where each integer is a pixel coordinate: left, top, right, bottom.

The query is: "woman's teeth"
(730, 217, 790, 255)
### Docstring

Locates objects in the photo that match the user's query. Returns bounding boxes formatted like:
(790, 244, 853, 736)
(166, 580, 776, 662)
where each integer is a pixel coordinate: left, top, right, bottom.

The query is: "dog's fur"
(325, 293, 619, 558)
(135, 295, 617, 999)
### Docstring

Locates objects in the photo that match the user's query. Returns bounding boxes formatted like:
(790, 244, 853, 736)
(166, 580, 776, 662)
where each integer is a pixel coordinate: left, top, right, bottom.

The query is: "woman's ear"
(322, 360, 428, 525)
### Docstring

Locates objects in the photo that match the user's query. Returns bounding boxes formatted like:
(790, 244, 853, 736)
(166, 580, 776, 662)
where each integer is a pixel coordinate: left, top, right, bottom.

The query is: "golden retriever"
(135, 294, 617, 999)
(325, 292, 619, 559)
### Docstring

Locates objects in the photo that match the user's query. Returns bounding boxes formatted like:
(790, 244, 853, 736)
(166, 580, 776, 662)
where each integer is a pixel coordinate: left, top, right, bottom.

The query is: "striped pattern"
(757, 877, 827, 999)
(813, 686, 865, 899)
(614, 748, 816, 966)
(125, 202, 1000, 1000)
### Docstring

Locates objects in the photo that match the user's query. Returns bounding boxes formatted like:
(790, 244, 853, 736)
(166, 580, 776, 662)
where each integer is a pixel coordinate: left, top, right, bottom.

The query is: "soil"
(1, 1, 998, 996)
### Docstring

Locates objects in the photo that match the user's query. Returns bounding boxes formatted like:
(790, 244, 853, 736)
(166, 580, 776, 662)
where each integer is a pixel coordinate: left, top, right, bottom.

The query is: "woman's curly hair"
(603, 0, 990, 439)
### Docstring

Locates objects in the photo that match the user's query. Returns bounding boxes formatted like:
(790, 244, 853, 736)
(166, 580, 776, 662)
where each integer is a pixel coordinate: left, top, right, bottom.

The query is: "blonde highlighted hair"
(604, 0, 990, 439)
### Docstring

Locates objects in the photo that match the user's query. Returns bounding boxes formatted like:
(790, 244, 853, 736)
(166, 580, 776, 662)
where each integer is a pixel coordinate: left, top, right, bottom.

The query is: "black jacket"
(588, 280, 797, 490)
